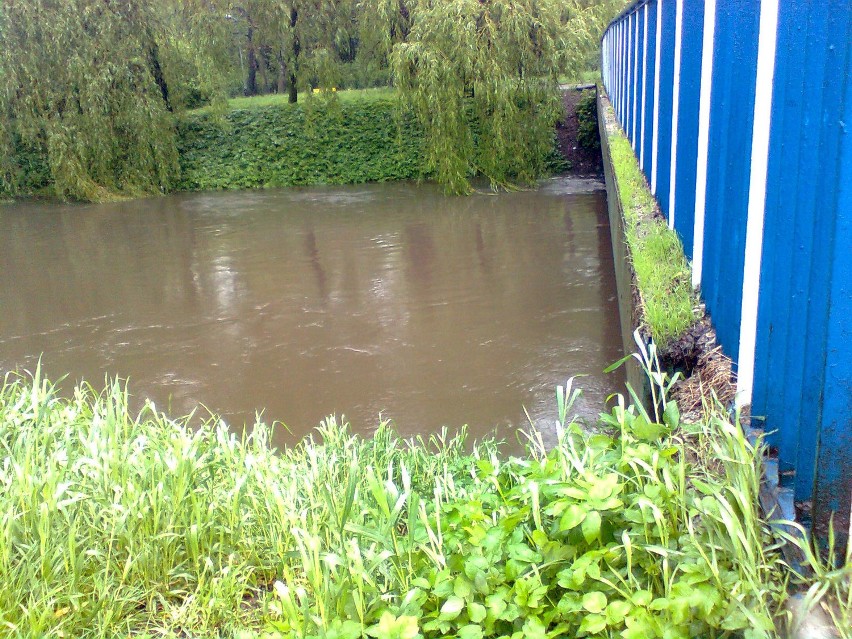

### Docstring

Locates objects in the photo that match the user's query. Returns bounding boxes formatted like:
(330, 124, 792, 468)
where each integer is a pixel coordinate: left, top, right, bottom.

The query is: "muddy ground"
(556, 88, 604, 176)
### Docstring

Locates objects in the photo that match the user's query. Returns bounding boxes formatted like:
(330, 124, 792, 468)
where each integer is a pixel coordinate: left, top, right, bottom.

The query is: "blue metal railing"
(601, 0, 852, 535)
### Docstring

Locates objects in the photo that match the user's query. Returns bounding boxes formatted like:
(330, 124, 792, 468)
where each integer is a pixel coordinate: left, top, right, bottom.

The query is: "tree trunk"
(147, 39, 171, 111)
(245, 25, 258, 96)
(288, 73, 298, 103)
(288, 6, 299, 103)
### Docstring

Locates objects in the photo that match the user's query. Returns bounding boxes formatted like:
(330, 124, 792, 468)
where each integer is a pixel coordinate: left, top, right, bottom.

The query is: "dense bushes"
(3, 91, 574, 199)
(176, 98, 426, 191)
(0, 138, 53, 198)
(576, 92, 601, 152)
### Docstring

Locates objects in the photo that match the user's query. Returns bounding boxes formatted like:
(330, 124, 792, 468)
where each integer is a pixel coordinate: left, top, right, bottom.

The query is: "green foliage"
(0, 0, 227, 201)
(389, 0, 600, 193)
(607, 112, 697, 347)
(0, 360, 787, 638)
(0, 136, 52, 198)
(0, 1, 611, 200)
(576, 91, 601, 152)
(779, 519, 852, 638)
(176, 97, 425, 190)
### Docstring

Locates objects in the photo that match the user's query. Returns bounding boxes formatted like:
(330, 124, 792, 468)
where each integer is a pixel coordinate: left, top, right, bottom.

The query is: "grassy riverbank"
(0, 367, 788, 638)
(603, 110, 697, 348)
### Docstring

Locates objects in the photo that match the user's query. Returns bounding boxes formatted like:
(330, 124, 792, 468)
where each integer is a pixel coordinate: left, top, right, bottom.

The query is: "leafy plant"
(576, 91, 601, 152)
(777, 519, 852, 638)
(176, 96, 427, 191)
(0, 357, 787, 638)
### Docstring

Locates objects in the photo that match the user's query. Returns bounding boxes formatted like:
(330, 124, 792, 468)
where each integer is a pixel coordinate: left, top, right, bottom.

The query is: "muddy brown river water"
(0, 179, 624, 451)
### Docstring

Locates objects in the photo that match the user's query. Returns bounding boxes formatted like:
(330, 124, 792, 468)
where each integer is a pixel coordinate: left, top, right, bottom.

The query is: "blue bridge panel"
(641, 2, 657, 179)
(601, 0, 852, 534)
(670, 0, 704, 259)
(653, 0, 676, 218)
(700, 0, 760, 365)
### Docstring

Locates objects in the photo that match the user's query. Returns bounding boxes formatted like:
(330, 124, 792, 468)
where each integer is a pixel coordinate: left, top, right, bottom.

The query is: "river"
(0, 178, 624, 451)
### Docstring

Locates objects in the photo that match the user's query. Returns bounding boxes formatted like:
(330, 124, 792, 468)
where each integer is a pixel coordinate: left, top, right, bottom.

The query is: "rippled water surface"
(0, 179, 624, 450)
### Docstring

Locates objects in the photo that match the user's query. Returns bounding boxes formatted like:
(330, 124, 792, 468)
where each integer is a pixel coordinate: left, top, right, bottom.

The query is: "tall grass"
(606, 111, 697, 347)
(779, 519, 852, 638)
(0, 363, 787, 638)
(0, 367, 484, 637)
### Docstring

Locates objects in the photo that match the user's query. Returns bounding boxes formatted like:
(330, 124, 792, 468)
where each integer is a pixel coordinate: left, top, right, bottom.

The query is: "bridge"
(600, 0, 851, 536)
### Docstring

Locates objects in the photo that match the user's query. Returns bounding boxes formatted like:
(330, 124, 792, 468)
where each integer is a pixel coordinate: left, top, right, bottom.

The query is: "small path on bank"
(556, 86, 604, 177)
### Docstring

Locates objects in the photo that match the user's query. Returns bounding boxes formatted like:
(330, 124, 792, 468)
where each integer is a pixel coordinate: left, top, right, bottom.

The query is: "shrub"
(175, 98, 427, 191)
(576, 91, 600, 152)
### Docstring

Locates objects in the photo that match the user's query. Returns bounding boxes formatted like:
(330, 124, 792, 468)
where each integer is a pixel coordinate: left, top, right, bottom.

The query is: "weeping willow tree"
(0, 0, 618, 200)
(0, 0, 226, 201)
(373, 0, 601, 193)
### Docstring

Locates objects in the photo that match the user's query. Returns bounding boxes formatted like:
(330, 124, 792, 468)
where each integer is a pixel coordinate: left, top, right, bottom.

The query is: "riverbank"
(596, 90, 737, 418)
(0, 366, 787, 638)
(1, 87, 580, 201)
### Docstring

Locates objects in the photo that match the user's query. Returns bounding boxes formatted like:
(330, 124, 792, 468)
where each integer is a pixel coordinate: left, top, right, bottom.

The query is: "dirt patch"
(667, 316, 737, 422)
(556, 88, 604, 177)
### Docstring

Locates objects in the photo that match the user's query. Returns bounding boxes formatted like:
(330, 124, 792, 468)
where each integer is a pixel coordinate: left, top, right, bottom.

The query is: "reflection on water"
(0, 178, 624, 452)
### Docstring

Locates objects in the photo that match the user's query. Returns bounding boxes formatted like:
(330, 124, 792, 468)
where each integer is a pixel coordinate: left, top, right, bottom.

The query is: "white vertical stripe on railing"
(616, 23, 621, 119)
(640, 2, 649, 170)
(667, 0, 684, 229)
(617, 23, 621, 117)
(692, 0, 717, 288)
(609, 29, 613, 91)
(606, 29, 615, 95)
(737, 0, 779, 407)
(627, 15, 633, 130)
(609, 28, 614, 93)
(651, 0, 663, 195)
(632, 11, 640, 148)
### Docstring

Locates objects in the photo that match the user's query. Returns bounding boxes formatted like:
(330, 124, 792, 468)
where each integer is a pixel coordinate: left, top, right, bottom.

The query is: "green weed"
(576, 91, 600, 152)
(778, 519, 852, 638)
(606, 112, 697, 348)
(0, 359, 788, 638)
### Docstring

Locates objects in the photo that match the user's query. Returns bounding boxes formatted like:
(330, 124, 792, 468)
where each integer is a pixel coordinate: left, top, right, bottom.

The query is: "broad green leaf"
(559, 504, 587, 531)
(485, 593, 507, 620)
(578, 613, 607, 635)
(582, 591, 607, 614)
(457, 624, 483, 639)
(468, 602, 486, 623)
(439, 596, 465, 620)
(521, 616, 547, 639)
(605, 600, 632, 625)
(663, 400, 680, 429)
(581, 510, 602, 543)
